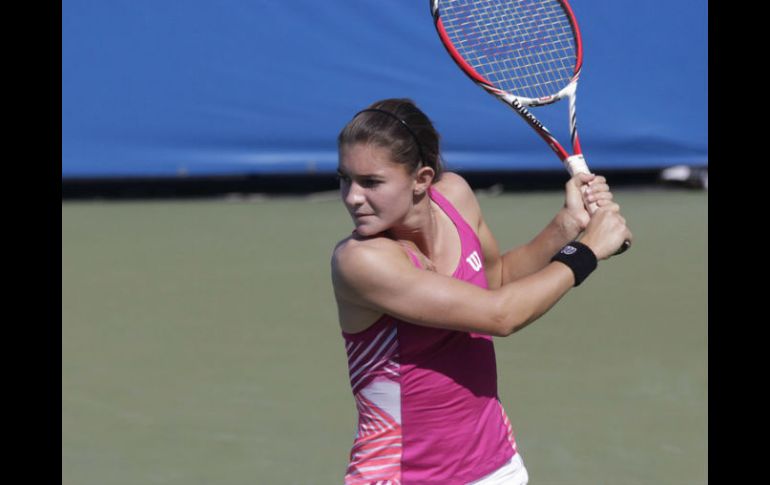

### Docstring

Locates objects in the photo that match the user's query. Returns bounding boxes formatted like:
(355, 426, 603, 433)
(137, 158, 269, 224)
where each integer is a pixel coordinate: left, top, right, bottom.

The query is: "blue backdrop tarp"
(62, 0, 708, 178)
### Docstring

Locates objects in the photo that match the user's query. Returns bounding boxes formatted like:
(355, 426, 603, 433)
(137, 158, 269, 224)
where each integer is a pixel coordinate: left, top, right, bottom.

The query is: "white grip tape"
(565, 154, 590, 176)
(565, 154, 598, 213)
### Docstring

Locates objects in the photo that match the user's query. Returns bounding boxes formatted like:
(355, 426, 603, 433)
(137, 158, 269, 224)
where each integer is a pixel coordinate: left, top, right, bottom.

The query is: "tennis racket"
(430, 0, 630, 254)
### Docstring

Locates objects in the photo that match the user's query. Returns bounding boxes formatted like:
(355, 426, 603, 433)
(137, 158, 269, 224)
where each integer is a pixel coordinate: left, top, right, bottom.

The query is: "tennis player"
(331, 98, 631, 484)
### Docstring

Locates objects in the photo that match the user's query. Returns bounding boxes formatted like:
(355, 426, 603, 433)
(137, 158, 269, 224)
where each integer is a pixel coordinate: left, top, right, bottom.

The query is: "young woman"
(331, 98, 631, 484)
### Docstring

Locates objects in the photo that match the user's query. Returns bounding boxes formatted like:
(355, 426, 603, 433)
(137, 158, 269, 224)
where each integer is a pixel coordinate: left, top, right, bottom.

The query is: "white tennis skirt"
(467, 452, 529, 485)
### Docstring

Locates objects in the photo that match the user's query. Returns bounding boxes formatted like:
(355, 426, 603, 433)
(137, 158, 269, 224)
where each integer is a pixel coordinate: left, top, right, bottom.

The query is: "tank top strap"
(428, 186, 478, 242)
(398, 241, 423, 269)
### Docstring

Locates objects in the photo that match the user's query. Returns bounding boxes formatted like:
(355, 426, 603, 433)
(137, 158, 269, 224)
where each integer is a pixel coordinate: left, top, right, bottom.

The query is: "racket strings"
(440, 0, 577, 99)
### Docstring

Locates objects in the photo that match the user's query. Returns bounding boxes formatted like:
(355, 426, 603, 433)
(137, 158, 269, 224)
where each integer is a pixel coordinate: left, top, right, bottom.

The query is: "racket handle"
(565, 155, 631, 256)
(565, 154, 598, 212)
(564, 154, 590, 177)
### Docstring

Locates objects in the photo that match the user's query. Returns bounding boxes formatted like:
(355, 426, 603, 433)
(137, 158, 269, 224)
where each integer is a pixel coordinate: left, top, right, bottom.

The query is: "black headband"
(353, 108, 426, 166)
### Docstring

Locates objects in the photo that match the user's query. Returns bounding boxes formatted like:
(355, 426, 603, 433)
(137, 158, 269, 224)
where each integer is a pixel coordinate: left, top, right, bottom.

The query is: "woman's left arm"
(437, 171, 613, 288)
(485, 173, 615, 285)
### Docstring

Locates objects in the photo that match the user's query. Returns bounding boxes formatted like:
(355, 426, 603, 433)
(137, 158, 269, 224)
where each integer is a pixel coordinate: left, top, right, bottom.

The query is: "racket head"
(431, 0, 583, 106)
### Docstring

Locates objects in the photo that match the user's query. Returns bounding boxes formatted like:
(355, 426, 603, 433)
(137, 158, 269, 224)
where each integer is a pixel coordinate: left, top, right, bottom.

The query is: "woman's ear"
(413, 166, 435, 196)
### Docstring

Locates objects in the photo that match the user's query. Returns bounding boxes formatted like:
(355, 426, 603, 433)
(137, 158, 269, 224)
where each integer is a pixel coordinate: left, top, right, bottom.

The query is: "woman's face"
(338, 143, 416, 237)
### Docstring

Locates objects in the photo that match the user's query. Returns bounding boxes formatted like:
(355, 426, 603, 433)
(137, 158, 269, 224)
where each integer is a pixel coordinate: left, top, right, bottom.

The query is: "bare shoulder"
(332, 234, 404, 264)
(331, 235, 410, 294)
(433, 171, 474, 199)
(432, 171, 483, 228)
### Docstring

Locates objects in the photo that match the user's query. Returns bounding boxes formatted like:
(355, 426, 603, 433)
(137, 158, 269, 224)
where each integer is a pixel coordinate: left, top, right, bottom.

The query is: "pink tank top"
(341, 187, 517, 484)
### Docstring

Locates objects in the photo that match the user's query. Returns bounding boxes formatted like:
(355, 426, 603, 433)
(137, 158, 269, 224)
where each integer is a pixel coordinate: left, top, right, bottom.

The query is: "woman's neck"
(386, 191, 438, 258)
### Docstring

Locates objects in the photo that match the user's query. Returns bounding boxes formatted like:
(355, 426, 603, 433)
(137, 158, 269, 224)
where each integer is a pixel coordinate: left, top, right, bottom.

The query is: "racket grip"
(564, 154, 590, 176)
(565, 155, 631, 256)
(565, 154, 598, 210)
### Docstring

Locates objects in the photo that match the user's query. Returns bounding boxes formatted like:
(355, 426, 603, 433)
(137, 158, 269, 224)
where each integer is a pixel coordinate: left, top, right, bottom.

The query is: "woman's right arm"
(332, 201, 630, 337)
(332, 238, 576, 337)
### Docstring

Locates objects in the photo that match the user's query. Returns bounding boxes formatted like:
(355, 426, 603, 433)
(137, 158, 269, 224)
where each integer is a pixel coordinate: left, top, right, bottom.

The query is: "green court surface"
(62, 188, 707, 485)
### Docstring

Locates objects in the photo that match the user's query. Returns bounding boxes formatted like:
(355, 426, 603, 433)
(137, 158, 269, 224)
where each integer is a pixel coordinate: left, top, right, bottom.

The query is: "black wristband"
(551, 241, 598, 287)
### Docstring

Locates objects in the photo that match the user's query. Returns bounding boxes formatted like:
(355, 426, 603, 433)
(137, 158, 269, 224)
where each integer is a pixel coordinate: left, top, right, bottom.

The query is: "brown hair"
(338, 98, 444, 180)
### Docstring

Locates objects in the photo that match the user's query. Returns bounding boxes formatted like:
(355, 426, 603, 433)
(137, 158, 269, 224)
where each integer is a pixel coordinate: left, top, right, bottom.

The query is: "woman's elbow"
(488, 303, 530, 337)
(491, 309, 528, 337)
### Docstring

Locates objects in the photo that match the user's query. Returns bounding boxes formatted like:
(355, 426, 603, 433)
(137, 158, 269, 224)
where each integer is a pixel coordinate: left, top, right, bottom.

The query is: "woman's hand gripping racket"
(430, 0, 630, 254)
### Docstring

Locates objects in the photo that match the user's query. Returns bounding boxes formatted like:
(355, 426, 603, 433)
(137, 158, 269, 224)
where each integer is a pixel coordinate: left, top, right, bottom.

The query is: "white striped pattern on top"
(344, 321, 403, 484)
(346, 324, 399, 395)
